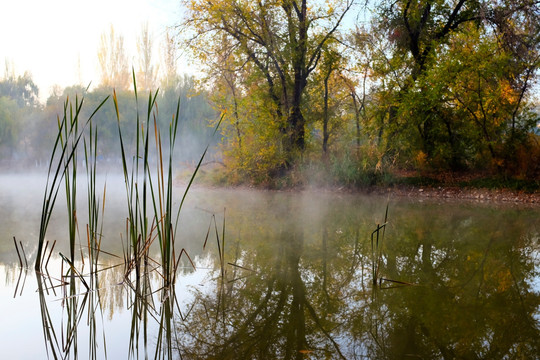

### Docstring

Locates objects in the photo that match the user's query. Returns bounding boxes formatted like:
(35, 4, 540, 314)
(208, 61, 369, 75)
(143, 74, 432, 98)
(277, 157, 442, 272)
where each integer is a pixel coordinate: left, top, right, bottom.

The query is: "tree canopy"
(1, 1, 539, 183)
(179, 0, 539, 183)
(182, 0, 355, 170)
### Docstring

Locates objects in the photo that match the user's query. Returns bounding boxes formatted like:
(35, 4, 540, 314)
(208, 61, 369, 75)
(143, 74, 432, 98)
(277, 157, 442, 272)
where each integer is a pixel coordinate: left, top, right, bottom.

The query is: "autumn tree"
(160, 30, 179, 89)
(136, 22, 158, 92)
(365, 0, 540, 170)
(319, 43, 344, 155)
(97, 25, 131, 90)
(182, 0, 356, 167)
(301, 40, 354, 157)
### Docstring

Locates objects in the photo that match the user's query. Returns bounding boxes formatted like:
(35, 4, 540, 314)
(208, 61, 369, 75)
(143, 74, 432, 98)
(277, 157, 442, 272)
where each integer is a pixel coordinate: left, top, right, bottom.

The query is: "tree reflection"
(175, 203, 361, 359)
(20, 195, 540, 359)
(352, 203, 540, 359)
(175, 200, 540, 359)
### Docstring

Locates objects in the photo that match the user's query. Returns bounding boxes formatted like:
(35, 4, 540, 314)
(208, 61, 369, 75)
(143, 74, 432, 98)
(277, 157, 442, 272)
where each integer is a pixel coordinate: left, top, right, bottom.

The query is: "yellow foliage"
(498, 80, 518, 106)
(495, 268, 513, 293)
(415, 150, 428, 169)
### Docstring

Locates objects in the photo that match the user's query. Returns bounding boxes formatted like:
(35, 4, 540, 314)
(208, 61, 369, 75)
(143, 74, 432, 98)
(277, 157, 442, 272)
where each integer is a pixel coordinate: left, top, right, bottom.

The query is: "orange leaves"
(498, 80, 518, 106)
(494, 268, 513, 293)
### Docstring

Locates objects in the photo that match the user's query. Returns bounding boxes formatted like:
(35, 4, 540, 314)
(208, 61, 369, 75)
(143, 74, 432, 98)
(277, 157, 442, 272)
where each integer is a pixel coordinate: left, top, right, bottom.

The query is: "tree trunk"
(322, 70, 331, 154)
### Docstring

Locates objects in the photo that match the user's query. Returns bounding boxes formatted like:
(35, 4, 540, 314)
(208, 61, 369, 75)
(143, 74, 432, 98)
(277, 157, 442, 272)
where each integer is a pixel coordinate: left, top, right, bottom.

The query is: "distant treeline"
(0, 73, 217, 170)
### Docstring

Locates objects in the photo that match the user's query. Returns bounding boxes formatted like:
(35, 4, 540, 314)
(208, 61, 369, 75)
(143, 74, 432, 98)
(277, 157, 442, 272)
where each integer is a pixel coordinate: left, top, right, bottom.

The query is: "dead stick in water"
(41, 241, 49, 270)
(19, 240, 28, 268)
(13, 237, 23, 268)
(380, 278, 416, 286)
(45, 240, 57, 270)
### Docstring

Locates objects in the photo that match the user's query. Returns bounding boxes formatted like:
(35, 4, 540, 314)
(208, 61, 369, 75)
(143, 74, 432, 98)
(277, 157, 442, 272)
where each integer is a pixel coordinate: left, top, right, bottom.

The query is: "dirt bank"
(374, 171, 540, 204)
(368, 185, 540, 204)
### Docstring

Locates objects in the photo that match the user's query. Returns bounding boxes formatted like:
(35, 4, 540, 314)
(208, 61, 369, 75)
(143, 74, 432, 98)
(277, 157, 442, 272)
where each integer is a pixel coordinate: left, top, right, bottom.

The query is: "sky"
(0, 0, 184, 101)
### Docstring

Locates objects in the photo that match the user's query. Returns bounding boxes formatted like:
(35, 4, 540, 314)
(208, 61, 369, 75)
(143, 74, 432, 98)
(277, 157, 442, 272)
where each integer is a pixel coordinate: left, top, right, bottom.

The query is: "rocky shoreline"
(370, 185, 540, 204)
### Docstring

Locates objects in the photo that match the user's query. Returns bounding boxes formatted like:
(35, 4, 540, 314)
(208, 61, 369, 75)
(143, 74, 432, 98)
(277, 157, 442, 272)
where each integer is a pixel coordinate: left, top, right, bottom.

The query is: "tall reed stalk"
(114, 72, 223, 290)
(127, 273, 153, 359)
(59, 99, 79, 263)
(36, 275, 61, 357)
(36, 94, 108, 271)
(147, 94, 181, 289)
(113, 75, 156, 282)
(84, 121, 106, 278)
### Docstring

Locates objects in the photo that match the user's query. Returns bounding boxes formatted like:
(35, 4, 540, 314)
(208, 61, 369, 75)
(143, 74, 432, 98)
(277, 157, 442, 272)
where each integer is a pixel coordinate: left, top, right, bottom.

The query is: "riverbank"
(195, 167, 540, 204)
(362, 170, 540, 204)
(360, 184, 540, 204)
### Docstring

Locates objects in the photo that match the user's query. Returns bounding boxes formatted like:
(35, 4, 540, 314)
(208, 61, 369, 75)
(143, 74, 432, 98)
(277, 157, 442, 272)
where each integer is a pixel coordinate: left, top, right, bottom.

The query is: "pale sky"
(0, 0, 184, 101)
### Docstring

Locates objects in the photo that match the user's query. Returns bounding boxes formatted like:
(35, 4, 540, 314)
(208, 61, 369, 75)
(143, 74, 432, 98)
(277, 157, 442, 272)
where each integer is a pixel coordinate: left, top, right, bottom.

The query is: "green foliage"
(324, 147, 392, 187)
(0, 96, 19, 157)
(365, 0, 540, 174)
(183, 0, 356, 172)
(0, 71, 39, 107)
(220, 117, 289, 186)
(2, 0, 539, 188)
(0, 72, 40, 162)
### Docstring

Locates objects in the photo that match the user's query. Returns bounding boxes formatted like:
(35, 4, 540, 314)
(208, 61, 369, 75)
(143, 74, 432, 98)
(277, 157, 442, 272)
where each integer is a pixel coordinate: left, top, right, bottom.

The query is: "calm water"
(0, 174, 539, 359)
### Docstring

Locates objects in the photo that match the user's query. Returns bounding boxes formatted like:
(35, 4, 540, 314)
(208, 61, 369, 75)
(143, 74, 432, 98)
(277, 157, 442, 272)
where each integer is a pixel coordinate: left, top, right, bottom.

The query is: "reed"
(154, 295, 175, 360)
(36, 274, 62, 358)
(114, 72, 223, 290)
(146, 94, 191, 289)
(113, 73, 156, 282)
(59, 98, 80, 264)
(87, 287, 106, 360)
(35, 93, 109, 271)
(127, 272, 154, 359)
(371, 203, 389, 285)
(83, 120, 106, 278)
(31, 78, 225, 358)
(203, 211, 227, 280)
(13, 236, 27, 268)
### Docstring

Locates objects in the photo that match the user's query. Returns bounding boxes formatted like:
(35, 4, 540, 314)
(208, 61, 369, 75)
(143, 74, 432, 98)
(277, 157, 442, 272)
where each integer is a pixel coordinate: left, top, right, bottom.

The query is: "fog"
(0, 74, 220, 173)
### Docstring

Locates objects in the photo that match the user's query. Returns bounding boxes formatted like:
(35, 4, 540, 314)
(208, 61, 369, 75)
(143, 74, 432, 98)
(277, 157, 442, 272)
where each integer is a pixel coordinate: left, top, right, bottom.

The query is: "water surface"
(1, 174, 539, 359)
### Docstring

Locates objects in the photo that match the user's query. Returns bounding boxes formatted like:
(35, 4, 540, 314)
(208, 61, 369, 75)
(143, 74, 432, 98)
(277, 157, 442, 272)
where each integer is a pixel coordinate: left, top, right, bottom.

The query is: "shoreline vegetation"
(194, 165, 540, 204)
(2, 163, 537, 204)
(3, 7, 540, 207)
(1, 162, 538, 204)
(1, 1, 539, 209)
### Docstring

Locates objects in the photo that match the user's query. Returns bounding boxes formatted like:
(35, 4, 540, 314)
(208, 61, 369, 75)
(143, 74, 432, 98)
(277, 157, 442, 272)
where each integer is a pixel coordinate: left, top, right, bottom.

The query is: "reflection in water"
(1, 181, 539, 359)
(35, 268, 108, 359)
(173, 194, 540, 359)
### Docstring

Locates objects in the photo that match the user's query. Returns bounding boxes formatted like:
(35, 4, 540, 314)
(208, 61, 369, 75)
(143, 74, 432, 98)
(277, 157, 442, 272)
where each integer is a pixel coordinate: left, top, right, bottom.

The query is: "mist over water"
(0, 173, 539, 358)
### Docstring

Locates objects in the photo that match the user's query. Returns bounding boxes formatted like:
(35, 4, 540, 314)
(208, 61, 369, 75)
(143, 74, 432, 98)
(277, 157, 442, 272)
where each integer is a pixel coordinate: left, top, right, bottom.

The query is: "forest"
(1, 0, 539, 188)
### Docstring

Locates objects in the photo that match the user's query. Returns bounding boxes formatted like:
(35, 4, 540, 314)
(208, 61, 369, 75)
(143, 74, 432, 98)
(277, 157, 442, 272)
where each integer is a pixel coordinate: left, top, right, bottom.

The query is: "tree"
(182, 0, 355, 163)
(0, 96, 19, 158)
(320, 44, 342, 155)
(365, 0, 540, 170)
(160, 30, 179, 89)
(97, 25, 131, 89)
(0, 69, 39, 108)
(136, 22, 158, 92)
(0, 68, 40, 161)
(302, 41, 352, 157)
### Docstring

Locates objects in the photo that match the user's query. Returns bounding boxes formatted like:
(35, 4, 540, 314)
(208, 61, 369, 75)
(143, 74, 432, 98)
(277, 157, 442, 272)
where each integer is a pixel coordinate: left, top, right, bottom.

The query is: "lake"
(0, 173, 539, 359)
